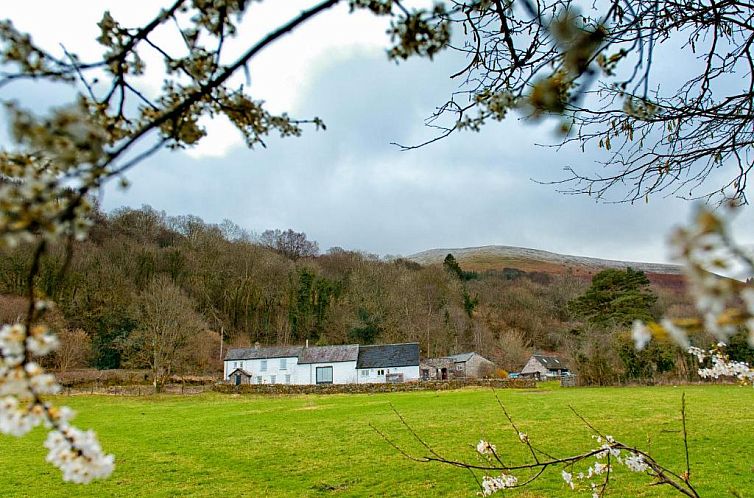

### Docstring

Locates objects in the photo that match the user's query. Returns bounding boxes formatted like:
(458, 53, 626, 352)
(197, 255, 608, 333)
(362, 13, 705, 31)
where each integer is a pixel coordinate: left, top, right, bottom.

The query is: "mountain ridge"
(407, 244, 683, 276)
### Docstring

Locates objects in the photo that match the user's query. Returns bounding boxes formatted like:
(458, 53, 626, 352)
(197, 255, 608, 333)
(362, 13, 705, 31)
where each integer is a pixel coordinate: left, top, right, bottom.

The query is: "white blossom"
(631, 320, 651, 350)
(593, 462, 609, 475)
(44, 427, 115, 483)
(0, 397, 50, 436)
(660, 319, 690, 349)
(476, 439, 497, 456)
(0, 324, 26, 360)
(624, 453, 649, 472)
(691, 344, 754, 383)
(562, 469, 575, 489)
(26, 324, 59, 356)
(480, 473, 517, 495)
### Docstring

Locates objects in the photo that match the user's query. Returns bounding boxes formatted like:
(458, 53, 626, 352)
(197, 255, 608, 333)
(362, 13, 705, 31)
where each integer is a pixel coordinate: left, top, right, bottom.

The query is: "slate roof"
(357, 343, 420, 369)
(298, 345, 359, 364)
(533, 354, 569, 370)
(444, 352, 475, 363)
(224, 346, 302, 361)
(227, 367, 253, 377)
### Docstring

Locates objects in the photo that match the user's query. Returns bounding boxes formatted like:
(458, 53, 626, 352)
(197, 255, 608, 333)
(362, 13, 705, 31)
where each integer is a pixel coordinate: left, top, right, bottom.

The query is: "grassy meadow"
(0, 384, 752, 497)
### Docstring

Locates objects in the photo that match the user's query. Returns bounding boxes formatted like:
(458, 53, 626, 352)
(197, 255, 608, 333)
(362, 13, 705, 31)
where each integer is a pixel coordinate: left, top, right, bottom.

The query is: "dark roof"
(225, 346, 302, 361)
(357, 343, 420, 369)
(444, 352, 475, 363)
(298, 345, 359, 364)
(228, 368, 253, 377)
(533, 354, 569, 370)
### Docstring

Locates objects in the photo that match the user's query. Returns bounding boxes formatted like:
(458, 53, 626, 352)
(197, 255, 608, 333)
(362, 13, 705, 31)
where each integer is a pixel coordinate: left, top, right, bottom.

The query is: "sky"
(3, 1, 753, 265)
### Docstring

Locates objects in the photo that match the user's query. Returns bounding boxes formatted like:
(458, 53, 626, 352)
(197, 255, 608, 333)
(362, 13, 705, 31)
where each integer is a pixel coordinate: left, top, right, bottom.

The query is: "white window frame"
(270, 375, 276, 384)
(280, 358, 287, 370)
(260, 359, 267, 372)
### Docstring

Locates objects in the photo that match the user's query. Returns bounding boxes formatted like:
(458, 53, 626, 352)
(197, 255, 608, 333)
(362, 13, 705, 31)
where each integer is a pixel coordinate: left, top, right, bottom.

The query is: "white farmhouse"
(224, 346, 302, 385)
(224, 342, 420, 385)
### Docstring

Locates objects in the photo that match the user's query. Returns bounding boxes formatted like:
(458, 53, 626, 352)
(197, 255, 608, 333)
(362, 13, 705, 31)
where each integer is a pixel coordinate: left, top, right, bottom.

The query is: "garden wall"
(212, 378, 536, 395)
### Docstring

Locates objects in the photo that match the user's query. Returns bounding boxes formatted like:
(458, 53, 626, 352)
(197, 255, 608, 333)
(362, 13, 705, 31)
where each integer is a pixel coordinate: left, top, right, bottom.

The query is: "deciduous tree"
(120, 276, 207, 391)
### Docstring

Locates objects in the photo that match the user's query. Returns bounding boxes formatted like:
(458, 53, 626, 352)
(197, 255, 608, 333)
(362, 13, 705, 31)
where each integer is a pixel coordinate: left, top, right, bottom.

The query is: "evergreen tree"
(569, 268, 657, 327)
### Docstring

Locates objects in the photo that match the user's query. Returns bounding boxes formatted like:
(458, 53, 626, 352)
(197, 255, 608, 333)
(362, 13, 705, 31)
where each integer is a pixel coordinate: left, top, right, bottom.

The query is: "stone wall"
(212, 378, 536, 395)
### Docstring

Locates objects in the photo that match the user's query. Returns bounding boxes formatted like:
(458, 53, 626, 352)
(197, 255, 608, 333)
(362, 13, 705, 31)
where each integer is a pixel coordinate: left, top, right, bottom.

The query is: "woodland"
(3, 204, 749, 386)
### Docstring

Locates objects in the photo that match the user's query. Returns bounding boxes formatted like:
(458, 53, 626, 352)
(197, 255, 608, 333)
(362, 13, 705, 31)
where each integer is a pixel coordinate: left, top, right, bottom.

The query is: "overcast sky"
(3, 1, 753, 264)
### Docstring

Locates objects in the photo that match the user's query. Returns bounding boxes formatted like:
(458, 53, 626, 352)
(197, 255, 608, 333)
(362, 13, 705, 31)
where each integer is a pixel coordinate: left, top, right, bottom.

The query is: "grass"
(0, 385, 752, 497)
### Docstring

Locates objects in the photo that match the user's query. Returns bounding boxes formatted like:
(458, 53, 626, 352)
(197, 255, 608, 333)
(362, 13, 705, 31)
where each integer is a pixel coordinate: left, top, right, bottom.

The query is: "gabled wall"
(464, 354, 496, 378)
(520, 357, 548, 377)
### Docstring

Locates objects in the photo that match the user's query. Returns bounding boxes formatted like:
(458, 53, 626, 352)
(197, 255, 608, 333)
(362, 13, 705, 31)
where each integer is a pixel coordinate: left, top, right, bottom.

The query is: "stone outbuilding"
(420, 357, 453, 380)
(420, 352, 496, 380)
(227, 368, 253, 386)
(520, 354, 570, 380)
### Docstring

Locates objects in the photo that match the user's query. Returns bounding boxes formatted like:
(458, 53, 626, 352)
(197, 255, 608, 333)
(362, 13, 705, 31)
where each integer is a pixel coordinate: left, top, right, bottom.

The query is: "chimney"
(254, 341, 260, 350)
(305, 339, 309, 348)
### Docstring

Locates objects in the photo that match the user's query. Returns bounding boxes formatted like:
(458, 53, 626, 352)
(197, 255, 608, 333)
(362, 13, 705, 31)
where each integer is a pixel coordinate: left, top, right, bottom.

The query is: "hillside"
(408, 245, 687, 290)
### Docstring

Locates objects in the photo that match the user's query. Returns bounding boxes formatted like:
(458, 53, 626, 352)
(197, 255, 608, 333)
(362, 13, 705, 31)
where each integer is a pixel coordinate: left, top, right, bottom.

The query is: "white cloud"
(6, 2, 754, 263)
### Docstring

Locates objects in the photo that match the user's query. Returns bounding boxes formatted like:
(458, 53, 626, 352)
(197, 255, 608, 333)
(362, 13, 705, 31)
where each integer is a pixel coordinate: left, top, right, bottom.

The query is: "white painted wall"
(225, 358, 366, 385)
(356, 365, 420, 383)
(300, 361, 358, 385)
(225, 357, 420, 385)
(224, 356, 301, 384)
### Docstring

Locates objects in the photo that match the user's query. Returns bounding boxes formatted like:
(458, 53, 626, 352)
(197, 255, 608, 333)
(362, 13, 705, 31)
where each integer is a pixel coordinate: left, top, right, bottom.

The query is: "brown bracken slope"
(408, 245, 687, 292)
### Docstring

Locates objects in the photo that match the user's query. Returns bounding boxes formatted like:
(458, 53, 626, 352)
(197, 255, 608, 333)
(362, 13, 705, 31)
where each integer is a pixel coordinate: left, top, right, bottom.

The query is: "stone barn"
(520, 354, 570, 380)
(421, 352, 496, 380)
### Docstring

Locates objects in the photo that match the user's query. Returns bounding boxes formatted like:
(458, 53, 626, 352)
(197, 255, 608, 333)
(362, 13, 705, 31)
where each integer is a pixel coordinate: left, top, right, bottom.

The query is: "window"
(316, 366, 333, 384)
(360, 369, 369, 377)
(260, 359, 267, 372)
(270, 375, 276, 384)
(256, 376, 262, 384)
(455, 362, 464, 371)
(285, 374, 291, 384)
(377, 369, 385, 376)
(280, 358, 287, 370)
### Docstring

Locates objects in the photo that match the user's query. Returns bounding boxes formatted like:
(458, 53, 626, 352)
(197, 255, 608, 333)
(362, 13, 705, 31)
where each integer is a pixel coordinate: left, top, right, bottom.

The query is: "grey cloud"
(93, 48, 753, 264)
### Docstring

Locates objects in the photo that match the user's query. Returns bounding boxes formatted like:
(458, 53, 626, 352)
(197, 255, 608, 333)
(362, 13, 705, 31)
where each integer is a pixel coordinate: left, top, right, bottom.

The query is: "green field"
(0, 385, 752, 497)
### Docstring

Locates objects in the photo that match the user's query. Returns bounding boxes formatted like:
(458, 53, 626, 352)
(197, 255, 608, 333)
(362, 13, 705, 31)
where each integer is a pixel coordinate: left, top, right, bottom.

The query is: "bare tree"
(401, 0, 754, 204)
(52, 329, 92, 374)
(259, 229, 320, 261)
(121, 277, 207, 391)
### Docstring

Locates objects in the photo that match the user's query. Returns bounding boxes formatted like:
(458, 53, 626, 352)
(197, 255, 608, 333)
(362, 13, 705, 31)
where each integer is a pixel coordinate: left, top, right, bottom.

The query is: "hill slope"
(408, 245, 685, 289)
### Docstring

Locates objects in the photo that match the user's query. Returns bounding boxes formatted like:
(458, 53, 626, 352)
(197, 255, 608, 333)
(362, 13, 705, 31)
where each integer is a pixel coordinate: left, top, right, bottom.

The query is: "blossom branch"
(376, 395, 701, 497)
